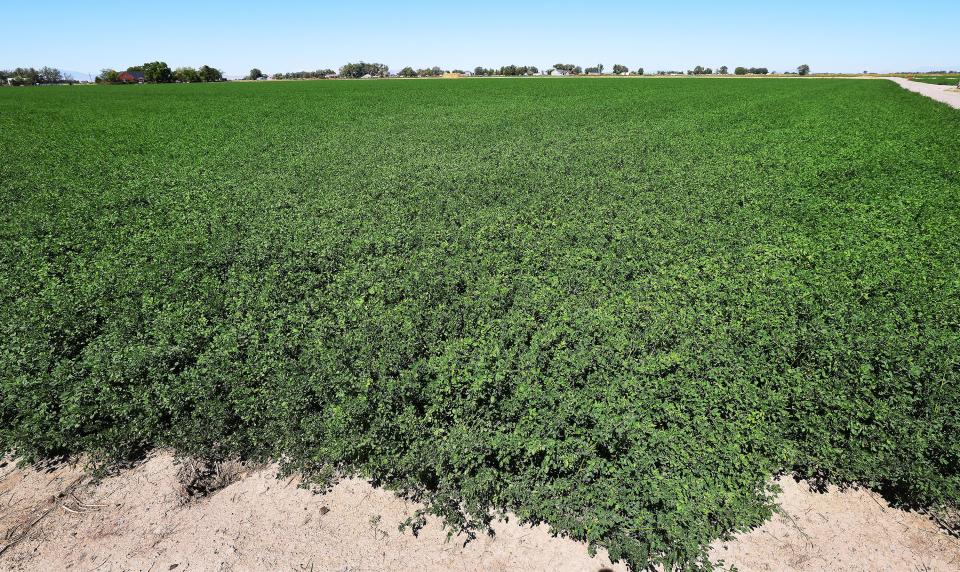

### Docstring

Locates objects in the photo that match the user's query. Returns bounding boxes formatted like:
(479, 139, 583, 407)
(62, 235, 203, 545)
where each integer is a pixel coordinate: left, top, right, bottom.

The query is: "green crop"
(1, 78, 958, 570)
(909, 74, 960, 85)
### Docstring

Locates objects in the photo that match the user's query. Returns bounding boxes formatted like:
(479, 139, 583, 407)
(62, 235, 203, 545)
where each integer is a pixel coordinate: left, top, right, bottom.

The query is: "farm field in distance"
(909, 74, 960, 85)
(1, 78, 959, 570)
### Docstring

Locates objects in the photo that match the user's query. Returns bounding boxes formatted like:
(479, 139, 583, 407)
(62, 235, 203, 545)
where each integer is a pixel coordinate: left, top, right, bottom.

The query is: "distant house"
(116, 71, 145, 83)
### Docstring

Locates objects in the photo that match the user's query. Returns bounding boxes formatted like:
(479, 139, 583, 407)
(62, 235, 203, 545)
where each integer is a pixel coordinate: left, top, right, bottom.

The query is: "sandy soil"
(2, 453, 958, 571)
(883, 77, 960, 109)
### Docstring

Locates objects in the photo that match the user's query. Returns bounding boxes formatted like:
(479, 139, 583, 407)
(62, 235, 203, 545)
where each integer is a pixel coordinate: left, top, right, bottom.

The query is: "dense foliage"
(338, 61, 389, 78)
(97, 63, 224, 84)
(272, 69, 337, 80)
(553, 63, 582, 75)
(734, 67, 769, 75)
(174, 67, 201, 83)
(1, 78, 958, 570)
(0, 66, 74, 85)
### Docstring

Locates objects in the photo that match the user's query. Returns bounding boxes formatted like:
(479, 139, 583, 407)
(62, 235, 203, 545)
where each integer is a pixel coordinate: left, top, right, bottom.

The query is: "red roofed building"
(116, 71, 145, 83)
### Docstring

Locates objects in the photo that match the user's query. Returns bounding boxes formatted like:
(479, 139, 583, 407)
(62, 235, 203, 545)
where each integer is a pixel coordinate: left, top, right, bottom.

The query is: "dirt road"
(884, 77, 960, 109)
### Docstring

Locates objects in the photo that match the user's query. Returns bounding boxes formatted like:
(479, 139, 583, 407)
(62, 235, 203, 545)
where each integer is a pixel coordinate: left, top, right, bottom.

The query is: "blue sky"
(3, 1, 958, 79)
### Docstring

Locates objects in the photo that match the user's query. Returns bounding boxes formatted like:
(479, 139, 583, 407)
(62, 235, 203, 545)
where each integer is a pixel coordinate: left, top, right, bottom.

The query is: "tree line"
(96, 62, 225, 83)
(658, 65, 810, 76)
(338, 62, 389, 78)
(3, 61, 815, 86)
(0, 67, 77, 86)
(731, 66, 810, 76)
(398, 66, 462, 78)
(270, 69, 337, 80)
(263, 62, 808, 79)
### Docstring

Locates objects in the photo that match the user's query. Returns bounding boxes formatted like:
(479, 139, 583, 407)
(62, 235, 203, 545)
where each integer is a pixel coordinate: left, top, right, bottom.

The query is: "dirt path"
(882, 77, 960, 109)
(2, 453, 959, 571)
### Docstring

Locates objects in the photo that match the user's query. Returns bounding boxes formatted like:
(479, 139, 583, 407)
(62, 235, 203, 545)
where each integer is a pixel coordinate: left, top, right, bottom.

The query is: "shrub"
(1, 78, 958, 570)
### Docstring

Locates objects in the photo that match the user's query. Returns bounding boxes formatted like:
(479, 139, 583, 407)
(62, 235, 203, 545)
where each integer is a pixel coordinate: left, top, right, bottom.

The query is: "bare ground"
(2, 453, 959, 571)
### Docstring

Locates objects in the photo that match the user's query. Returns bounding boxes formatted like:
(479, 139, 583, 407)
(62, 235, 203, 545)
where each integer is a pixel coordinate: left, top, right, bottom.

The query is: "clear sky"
(3, 0, 958, 79)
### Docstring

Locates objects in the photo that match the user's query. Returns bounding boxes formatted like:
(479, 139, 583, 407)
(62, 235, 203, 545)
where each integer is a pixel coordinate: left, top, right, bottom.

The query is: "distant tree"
(497, 65, 538, 76)
(0, 67, 65, 85)
(797, 64, 810, 76)
(734, 66, 748, 75)
(612, 64, 628, 74)
(450, 69, 466, 74)
(572, 65, 583, 75)
(399, 66, 417, 77)
(718, 65, 728, 74)
(417, 66, 442, 77)
(498, 64, 540, 76)
(636, 67, 644, 75)
(38, 66, 63, 84)
(10, 67, 40, 85)
(198, 65, 224, 82)
(598, 63, 604, 73)
(273, 69, 336, 80)
(143, 61, 173, 83)
(248, 68, 264, 80)
(97, 68, 119, 83)
(339, 62, 389, 78)
(174, 67, 200, 83)
(584, 66, 602, 74)
(126, 65, 145, 73)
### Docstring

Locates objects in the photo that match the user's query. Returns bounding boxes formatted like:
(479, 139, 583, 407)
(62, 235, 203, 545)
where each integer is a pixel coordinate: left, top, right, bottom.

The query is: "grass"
(1, 78, 959, 570)
(909, 74, 960, 85)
